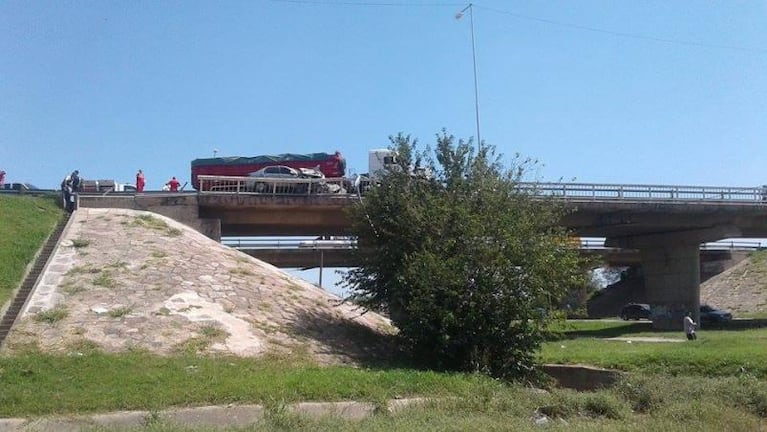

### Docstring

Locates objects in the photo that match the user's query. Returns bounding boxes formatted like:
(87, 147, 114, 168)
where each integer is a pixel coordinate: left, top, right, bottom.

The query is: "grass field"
(0, 349, 765, 431)
(0, 194, 62, 306)
(1, 196, 766, 430)
(541, 320, 767, 377)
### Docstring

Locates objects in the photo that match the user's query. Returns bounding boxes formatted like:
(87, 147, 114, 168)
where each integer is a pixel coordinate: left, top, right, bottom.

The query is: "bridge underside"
(239, 249, 359, 268)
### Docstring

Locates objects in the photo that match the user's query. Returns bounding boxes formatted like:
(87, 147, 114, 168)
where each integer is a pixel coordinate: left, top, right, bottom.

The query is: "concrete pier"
(607, 225, 740, 329)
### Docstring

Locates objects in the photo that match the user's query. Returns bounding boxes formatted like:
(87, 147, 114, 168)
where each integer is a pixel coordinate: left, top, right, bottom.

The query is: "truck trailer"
(191, 152, 346, 190)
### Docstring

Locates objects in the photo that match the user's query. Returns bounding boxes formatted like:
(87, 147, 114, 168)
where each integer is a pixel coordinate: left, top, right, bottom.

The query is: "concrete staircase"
(0, 213, 70, 347)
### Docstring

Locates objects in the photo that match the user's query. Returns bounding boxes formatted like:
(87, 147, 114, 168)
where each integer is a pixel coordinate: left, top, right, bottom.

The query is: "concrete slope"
(2, 208, 395, 365)
(701, 251, 767, 314)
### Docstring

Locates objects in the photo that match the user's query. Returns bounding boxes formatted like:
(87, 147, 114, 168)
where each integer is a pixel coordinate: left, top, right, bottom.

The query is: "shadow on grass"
(286, 308, 416, 370)
(552, 322, 668, 340)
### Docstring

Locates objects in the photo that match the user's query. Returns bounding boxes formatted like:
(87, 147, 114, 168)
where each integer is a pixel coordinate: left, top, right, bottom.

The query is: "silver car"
(247, 165, 330, 194)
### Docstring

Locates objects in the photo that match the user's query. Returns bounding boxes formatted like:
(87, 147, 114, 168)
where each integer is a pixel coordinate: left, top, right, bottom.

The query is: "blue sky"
(2, 0, 766, 191)
(3, 0, 766, 294)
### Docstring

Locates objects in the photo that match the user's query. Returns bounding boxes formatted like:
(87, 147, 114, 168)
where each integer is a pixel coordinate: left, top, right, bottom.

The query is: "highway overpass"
(77, 179, 767, 329)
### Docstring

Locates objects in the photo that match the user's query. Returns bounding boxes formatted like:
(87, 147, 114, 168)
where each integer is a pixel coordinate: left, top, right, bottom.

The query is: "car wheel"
(621, 314, 628, 321)
(254, 182, 267, 193)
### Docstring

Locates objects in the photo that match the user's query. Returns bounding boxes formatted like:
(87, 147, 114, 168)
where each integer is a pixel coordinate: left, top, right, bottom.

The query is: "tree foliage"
(342, 131, 584, 379)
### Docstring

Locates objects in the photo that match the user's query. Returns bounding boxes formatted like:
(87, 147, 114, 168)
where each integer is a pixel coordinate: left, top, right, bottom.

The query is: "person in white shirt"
(684, 312, 697, 340)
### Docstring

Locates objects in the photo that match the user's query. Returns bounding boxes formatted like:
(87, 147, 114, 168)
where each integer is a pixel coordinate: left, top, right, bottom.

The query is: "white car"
(247, 165, 339, 194)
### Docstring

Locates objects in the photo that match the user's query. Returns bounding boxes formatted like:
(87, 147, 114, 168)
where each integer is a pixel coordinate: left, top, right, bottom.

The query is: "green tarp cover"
(192, 153, 334, 167)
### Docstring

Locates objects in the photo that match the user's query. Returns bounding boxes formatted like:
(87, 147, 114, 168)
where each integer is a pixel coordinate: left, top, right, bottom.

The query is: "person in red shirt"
(166, 176, 181, 192)
(136, 169, 145, 192)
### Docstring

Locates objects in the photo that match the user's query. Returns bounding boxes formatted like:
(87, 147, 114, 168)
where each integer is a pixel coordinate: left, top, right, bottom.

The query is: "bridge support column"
(606, 225, 740, 330)
(638, 244, 700, 330)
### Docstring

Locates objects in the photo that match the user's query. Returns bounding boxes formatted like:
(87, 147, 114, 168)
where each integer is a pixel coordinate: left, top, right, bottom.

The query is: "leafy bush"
(343, 132, 584, 380)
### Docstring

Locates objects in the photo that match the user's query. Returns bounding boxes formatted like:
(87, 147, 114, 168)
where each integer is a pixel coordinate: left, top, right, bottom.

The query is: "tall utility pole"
(456, 3, 481, 151)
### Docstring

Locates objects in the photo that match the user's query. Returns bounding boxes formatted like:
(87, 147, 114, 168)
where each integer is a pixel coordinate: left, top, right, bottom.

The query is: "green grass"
(32, 306, 69, 324)
(129, 214, 182, 237)
(0, 352, 488, 417)
(107, 305, 133, 318)
(0, 352, 765, 431)
(0, 194, 63, 306)
(71, 238, 90, 248)
(541, 320, 767, 377)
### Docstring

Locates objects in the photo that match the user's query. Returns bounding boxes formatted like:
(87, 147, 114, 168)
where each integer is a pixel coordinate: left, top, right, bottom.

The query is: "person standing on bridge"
(165, 176, 180, 192)
(136, 169, 145, 192)
(684, 311, 697, 341)
(69, 170, 81, 192)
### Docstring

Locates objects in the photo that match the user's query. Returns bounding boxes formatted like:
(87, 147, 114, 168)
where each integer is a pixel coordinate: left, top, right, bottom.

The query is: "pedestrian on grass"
(684, 311, 697, 341)
(136, 169, 145, 192)
(165, 176, 180, 192)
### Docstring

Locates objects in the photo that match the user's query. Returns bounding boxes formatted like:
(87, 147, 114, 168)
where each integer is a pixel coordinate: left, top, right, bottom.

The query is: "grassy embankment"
(0, 195, 765, 430)
(0, 194, 62, 306)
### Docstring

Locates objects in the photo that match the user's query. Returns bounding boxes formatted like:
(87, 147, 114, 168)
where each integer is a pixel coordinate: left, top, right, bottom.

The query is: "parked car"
(699, 304, 732, 323)
(620, 303, 652, 321)
(1, 182, 39, 191)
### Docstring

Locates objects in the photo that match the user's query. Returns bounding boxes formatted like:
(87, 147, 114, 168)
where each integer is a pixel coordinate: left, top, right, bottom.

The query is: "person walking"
(165, 176, 181, 192)
(136, 169, 146, 192)
(0, 170, 6, 188)
(683, 311, 697, 341)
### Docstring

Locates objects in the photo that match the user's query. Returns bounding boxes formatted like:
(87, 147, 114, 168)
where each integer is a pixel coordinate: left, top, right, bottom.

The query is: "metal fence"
(222, 238, 354, 249)
(199, 175, 767, 203)
(518, 182, 767, 203)
(224, 237, 763, 252)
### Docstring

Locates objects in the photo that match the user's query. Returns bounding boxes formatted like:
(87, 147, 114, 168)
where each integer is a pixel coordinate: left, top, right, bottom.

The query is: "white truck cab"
(368, 149, 400, 177)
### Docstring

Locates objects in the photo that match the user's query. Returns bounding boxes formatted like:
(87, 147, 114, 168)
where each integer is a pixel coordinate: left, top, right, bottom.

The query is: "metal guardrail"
(199, 175, 767, 204)
(581, 239, 764, 251)
(222, 238, 354, 250)
(518, 182, 767, 203)
(5, 179, 767, 204)
(224, 238, 764, 252)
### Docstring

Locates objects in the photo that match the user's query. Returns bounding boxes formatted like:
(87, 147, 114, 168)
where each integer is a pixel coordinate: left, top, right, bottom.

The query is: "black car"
(620, 303, 652, 320)
(699, 304, 732, 323)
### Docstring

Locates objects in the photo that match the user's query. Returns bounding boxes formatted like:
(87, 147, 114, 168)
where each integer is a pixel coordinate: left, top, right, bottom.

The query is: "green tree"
(342, 131, 584, 379)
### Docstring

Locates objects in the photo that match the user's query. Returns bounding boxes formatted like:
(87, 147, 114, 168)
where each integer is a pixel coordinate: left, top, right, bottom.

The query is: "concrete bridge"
(77, 180, 767, 328)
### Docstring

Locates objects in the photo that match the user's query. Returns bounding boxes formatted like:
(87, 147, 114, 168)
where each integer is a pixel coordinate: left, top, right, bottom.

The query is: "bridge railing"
(583, 239, 764, 251)
(519, 182, 767, 203)
(223, 238, 354, 249)
(198, 175, 348, 195)
(199, 175, 767, 204)
(224, 237, 764, 252)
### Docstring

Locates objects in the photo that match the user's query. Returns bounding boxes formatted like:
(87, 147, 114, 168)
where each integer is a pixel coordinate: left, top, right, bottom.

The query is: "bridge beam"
(606, 225, 741, 330)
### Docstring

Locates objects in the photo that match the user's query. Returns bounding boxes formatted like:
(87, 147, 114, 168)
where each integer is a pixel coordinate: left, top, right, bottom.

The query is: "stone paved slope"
(701, 251, 767, 314)
(2, 208, 394, 364)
